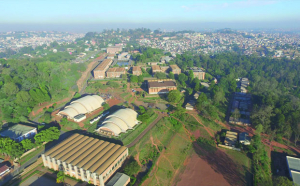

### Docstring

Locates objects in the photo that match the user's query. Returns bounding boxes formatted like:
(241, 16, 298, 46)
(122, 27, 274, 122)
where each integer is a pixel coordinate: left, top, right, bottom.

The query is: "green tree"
(34, 127, 60, 144)
(56, 171, 66, 184)
(3, 82, 19, 96)
(178, 73, 188, 83)
(21, 139, 35, 151)
(15, 91, 32, 105)
(155, 72, 167, 79)
(168, 90, 181, 103)
(273, 176, 293, 186)
(138, 75, 144, 83)
(130, 75, 138, 83)
(124, 160, 140, 176)
(103, 103, 110, 110)
(169, 72, 175, 79)
(188, 70, 194, 84)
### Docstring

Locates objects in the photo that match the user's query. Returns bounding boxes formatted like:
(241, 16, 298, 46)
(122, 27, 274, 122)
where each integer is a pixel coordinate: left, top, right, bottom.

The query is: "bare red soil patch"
(107, 98, 121, 107)
(192, 129, 201, 139)
(176, 153, 231, 186)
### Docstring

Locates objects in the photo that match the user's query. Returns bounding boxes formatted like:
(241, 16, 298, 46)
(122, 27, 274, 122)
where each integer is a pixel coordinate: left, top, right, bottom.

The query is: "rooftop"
(148, 79, 176, 88)
(94, 59, 113, 71)
(287, 156, 300, 185)
(190, 67, 204, 72)
(151, 65, 161, 71)
(132, 66, 141, 72)
(0, 124, 36, 139)
(106, 172, 130, 186)
(0, 165, 9, 173)
(44, 134, 127, 175)
(107, 67, 126, 72)
(170, 64, 180, 70)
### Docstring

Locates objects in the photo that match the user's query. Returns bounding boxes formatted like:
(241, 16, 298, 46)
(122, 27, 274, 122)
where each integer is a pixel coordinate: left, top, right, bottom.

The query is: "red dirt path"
(176, 153, 231, 186)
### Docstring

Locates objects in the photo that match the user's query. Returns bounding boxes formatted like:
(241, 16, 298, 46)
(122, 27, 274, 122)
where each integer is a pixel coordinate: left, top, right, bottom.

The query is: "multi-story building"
(42, 134, 128, 186)
(0, 124, 37, 142)
(117, 52, 130, 60)
(132, 66, 142, 76)
(151, 65, 161, 74)
(190, 67, 205, 80)
(93, 59, 113, 79)
(106, 46, 122, 54)
(160, 66, 169, 73)
(107, 54, 115, 59)
(106, 67, 126, 78)
(147, 79, 177, 94)
(170, 64, 181, 75)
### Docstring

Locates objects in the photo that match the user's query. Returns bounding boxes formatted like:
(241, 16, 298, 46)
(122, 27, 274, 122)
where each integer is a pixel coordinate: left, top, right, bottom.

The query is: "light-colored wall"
(42, 149, 128, 186)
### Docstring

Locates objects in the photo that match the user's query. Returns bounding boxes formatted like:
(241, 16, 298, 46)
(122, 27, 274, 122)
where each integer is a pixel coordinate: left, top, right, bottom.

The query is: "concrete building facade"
(132, 66, 142, 76)
(170, 64, 181, 75)
(106, 67, 126, 78)
(190, 67, 205, 80)
(106, 46, 122, 54)
(147, 79, 177, 94)
(42, 134, 128, 186)
(93, 59, 113, 79)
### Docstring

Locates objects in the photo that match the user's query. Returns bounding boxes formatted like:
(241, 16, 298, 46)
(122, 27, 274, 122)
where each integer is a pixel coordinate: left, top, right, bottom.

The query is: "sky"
(1, 0, 300, 32)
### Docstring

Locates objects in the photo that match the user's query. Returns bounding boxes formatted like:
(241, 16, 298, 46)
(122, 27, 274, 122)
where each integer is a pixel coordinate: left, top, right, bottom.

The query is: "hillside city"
(1, 29, 300, 59)
(0, 27, 300, 186)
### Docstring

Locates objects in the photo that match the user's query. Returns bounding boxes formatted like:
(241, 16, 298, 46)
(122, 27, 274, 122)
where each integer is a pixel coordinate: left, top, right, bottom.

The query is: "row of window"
(103, 153, 127, 180)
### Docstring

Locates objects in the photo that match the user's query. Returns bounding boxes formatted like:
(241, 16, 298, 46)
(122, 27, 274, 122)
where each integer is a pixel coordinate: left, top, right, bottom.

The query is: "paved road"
(127, 114, 163, 148)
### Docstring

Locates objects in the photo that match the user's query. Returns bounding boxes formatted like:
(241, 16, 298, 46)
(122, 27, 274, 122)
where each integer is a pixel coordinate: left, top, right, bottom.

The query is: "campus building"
(170, 64, 181, 75)
(0, 124, 37, 142)
(286, 156, 300, 186)
(190, 67, 205, 80)
(97, 108, 139, 136)
(57, 95, 104, 120)
(147, 79, 177, 94)
(93, 59, 113, 79)
(42, 134, 128, 186)
(106, 46, 122, 54)
(106, 67, 126, 78)
(132, 66, 142, 76)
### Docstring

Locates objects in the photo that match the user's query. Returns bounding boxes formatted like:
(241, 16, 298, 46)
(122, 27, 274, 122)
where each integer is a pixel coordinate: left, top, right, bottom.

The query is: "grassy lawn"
(117, 113, 158, 146)
(128, 116, 192, 186)
(198, 115, 224, 132)
(147, 126, 192, 186)
(20, 146, 45, 165)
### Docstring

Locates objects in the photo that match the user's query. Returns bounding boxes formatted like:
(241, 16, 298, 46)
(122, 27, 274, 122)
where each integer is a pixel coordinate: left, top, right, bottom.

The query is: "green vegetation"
(0, 127, 59, 159)
(56, 171, 66, 184)
(0, 56, 87, 123)
(20, 145, 45, 165)
(119, 112, 157, 146)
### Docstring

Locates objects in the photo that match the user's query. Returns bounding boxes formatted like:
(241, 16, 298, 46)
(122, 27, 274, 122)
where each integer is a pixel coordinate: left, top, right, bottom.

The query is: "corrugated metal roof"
(43, 134, 127, 175)
(106, 173, 130, 186)
(0, 124, 36, 139)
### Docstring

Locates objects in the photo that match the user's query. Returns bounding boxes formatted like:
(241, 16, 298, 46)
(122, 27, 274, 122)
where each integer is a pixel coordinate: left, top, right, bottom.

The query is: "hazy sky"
(1, 0, 300, 32)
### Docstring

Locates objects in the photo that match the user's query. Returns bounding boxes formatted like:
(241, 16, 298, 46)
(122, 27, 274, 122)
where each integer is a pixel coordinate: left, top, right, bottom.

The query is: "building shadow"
(192, 141, 247, 186)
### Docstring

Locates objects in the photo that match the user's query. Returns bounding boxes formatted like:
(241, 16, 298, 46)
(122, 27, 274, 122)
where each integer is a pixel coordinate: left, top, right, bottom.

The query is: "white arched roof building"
(58, 95, 104, 119)
(97, 108, 138, 136)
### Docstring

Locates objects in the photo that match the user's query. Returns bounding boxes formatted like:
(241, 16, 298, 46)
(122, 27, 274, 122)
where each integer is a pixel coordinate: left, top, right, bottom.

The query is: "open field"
(129, 117, 192, 186)
(117, 113, 158, 146)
